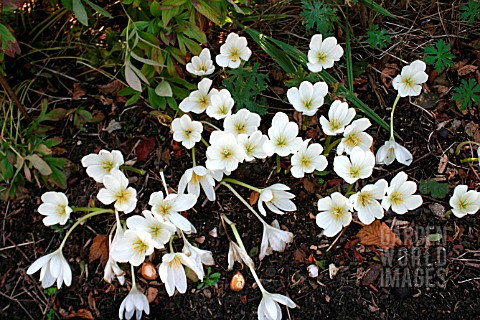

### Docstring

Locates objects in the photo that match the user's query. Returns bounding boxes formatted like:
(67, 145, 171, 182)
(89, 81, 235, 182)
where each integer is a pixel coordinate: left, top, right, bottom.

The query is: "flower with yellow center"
(258, 183, 297, 216)
(186, 48, 215, 76)
(149, 191, 197, 232)
(263, 112, 302, 157)
(179, 78, 218, 114)
(392, 60, 428, 97)
(215, 33, 252, 69)
(381, 171, 423, 214)
(333, 147, 375, 184)
(178, 165, 220, 201)
(172, 114, 203, 149)
(38, 191, 72, 226)
(126, 210, 176, 249)
(97, 171, 137, 213)
(81, 149, 124, 183)
(206, 131, 245, 172)
(449, 185, 480, 218)
(287, 81, 328, 116)
(337, 118, 373, 155)
(237, 131, 268, 162)
(350, 179, 388, 225)
(316, 192, 353, 237)
(206, 89, 234, 120)
(307, 34, 344, 72)
(223, 109, 261, 137)
(291, 139, 328, 178)
(159, 252, 204, 296)
(111, 229, 155, 266)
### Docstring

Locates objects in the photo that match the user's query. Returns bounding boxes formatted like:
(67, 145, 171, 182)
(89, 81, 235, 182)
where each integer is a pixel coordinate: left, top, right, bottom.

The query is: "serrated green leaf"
(427, 180, 449, 199)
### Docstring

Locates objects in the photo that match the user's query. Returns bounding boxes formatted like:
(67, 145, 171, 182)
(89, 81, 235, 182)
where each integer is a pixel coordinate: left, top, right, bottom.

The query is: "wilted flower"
(319, 100, 355, 136)
(392, 60, 428, 97)
(215, 32, 252, 68)
(329, 263, 339, 279)
(126, 210, 176, 249)
(307, 35, 344, 72)
(333, 147, 375, 184)
(179, 78, 218, 114)
(206, 89, 234, 120)
(316, 192, 353, 237)
(159, 252, 204, 296)
(178, 165, 217, 201)
(259, 220, 294, 260)
(27, 248, 72, 289)
(97, 171, 137, 213)
(118, 286, 150, 320)
(350, 179, 388, 225)
(307, 264, 319, 278)
(258, 184, 297, 216)
(111, 229, 155, 266)
(223, 109, 261, 137)
(290, 139, 328, 178)
(149, 191, 197, 232)
(171, 114, 203, 149)
(228, 241, 254, 270)
(186, 48, 215, 76)
(257, 290, 296, 320)
(81, 149, 124, 183)
(104, 226, 125, 285)
(206, 131, 245, 173)
(381, 171, 423, 214)
(263, 112, 302, 157)
(182, 237, 214, 278)
(286, 81, 328, 116)
(336, 118, 373, 155)
(376, 139, 413, 166)
(237, 131, 268, 162)
(38, 191, 72, 226)
(449, 185, 480, 218)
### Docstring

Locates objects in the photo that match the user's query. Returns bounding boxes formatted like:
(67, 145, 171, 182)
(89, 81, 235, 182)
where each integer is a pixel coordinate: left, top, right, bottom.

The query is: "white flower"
(206, 89, 234, 120)
(206, 131, 245, 172)
(307, 34, 344, 72)
(307, 264, 319, 278)
(179, 78, 218, 114)
(290, 139, 328, 178)
(223, 109, 261, 137)
(27, 248, 72, 289)
(287, 81, 328, 116)
(349, 179, 388, 225)
(263, 112, 302, 157)
(392, 60, 428, 97)
(328, 263, 339, 279)
(97, 171, 137, 213)
(104, 226, 125, 285)
(81, 149, 124, 183)
(237, 131, 268, 161)
(336, 118, 373, 155)
(215, 32, 252, 68)
(38, 191, 72, 226)
(111, 229, 155, 266)
(148, 191, 197, 232)
(381, 171, 423, 214)
(258, 183, 297, 216)
(182, 237, 214, 278)
(376, 139, 413, 166)
(159, 252, 204, 296)
(320, 100, 355, 136)
(126, 210, 176, 249)
(178, 166, 217, 201)
(186, 48, 215, 76)
(259, 220, 294, 260)
(333, 147, 375, 184)
(118, 286, 150, 320)
(316, 192, 353, 237)
(449, 185, 480, 218)
(228, 241, 254, 270)
(171, 114, 203, 149)
(257, 290, 296, 320)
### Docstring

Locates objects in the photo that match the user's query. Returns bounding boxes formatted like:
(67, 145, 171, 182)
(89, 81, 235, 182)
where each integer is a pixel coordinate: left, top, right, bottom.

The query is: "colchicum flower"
(349, 179, 388, 225)
(179, 78, 218, 114)
(290, 139, 328, 178)
(215, 32, 252, 68)
(286, 81, 328, 116)
(206, 131, 245, 173)
(316, 192, 353, 237)
(307, 34, 344, 72)
(206, 89, 234, 120)
(319, 100, 356, 136)
(104, 226, 125, 285)
(97, 171, 137, 213)
(227, 241, 254, 270)
(237, 131, 268, 162)
(111, 229, 155, 266)
(118, 286, 150, 320)
(392, 60, 428, 97)
(223, 109, 261, 137)
(257, 290, 297, 320)
(449, 185, 480, 218)
(171, 114, 203, 149)
(336, 118, 373, 155)
(159, 252, 204, 296)
(258, 183, 297, 216)
(27, 248, 72, 289)
(259, 220, 294, 260)
(182, 237, 214, 278)
(38, 191, 72, 226)
(263, 112, 302, 157)
(186, 48, 215, 76)
(382, 171, 423, 214)
(126, 210, 176, 249)
(149, 191, 197, 232)
(333, 147, 375, 184)
(81, 149, 124, 183)
(178, 166, 217, 201)
(376, 139, 413, 166)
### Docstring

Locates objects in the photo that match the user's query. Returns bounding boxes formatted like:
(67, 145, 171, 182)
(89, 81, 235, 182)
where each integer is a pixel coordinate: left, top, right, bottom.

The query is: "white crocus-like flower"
(336, 118, 373, 155)
(237, 131, 268, 162)
(178, 166, 217, 201)
(258, 183, 297, 216)
(206, 89, 234, 120)
(307, 34, 344, 72)
(449, 185, 480, 218)
(111, 229, 155, 266)
(350, 179, 388, 225)
(320, 100, 356, 136)
(228, 241, 254, 270)
(263, 112, 302, 157)
(81, 149, 124, 183)
(182, 237, 214, 278)
(186, 48, 215, 76)
(27, 248, 72, 289)
(290, 139, 328, 178)
(104, 226, 125, 285)
(257, 290, 297, 320)
(333, 147, 375, 184)
(38, 191, 72, 226)
(118, 286, 150, 320)
(376, 139, 413, 166)
(316, 192, 353, 237)
(171, 114, 203, 149)
(97, 171, 137, 213)
(126, 210, 176, 249)
(149, 191, 197, 232)
(392, 60, 428, 97)
(223, 109, 261, 137)
(259, 219, 294, 260)
(287, 81, 328, 116)
(381, 171, 423, 214)
(215, 32, 252, 68)
(159, 252, 204, 296)
(206, 131, 245, 172)
(179, 78, 218, 114)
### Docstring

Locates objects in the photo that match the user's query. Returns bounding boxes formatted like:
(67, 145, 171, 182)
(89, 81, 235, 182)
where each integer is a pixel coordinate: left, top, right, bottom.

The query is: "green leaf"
(419, 179, 449, 199)
(49, 165, 67, 189)
(42, 108, 67, 122)
(427, 233, 443, 242)
(423, 39, 456, 73)
(72, 0, 89, 26)
(0, 157, 14, 180)
(359, 0, 395, 18)
(460, 0, 480, 24)
(155, 80, 173, 97)
(452, 78, 480, 111)
(26, 154, 52, 176)
(83, 0, 112, 18)
(367, 25, 392, 50)
(300, 0, 338, 35)
(193, 0, 228, 26)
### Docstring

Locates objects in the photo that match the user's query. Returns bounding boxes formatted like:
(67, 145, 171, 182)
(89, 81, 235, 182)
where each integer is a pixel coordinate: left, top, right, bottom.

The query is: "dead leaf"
(147, 287, 158, 303)
(98, 80, 124, 95)
(293, 111, 302, 128)
(136, 136, 156, 161)
(88, 235, 109, 267)
(294, 248, 306, 263)
(356, 220, 402, 250)
(302, 178, 316, 193)
(249, 191, 260, 205)
(361, 264, 382, 286)
(380, 64, 399, 88)
(457, 64, 478, 76)
(437, 154, 448, 174)
(104, 120, 122, 134)
(66, 309, 94, 320)
(72, 83, 86, 100)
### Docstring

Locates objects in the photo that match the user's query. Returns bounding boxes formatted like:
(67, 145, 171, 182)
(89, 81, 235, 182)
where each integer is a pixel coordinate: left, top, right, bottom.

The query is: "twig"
(0, 73, 31, 122)
(0, 291, 34, 320)
(326, 228, 346, 252)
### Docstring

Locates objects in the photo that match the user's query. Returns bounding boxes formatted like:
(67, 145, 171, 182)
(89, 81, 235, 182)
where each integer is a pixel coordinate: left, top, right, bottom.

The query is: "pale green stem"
(120, 165, 146, 175)
(169, 236, 174, 253)
(60, 209, 113, 249)
(201, 137, 209, 147)
(192, 147, 197, 167)
(221, 178, 263, 193)
(302, 115, 307, 131)
(323, 137, 342, 156)
(220, 181, 266, 224)
(72, 207, 103, 212)
(200, 121, 222, 131)
(461, 157, 479, 163)
(390, 95, 401, 140)
(160, 170, 169, 195)
(455, 141, 480, 155)
(345, 183, 355, 197)
(276, 155, 281, 173)
(131, 264, 136, 287)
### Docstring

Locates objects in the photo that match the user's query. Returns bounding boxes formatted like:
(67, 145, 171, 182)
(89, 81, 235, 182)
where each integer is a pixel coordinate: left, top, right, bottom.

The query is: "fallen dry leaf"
(136, 136, 156, 161)
(147, 287, 158, 303)
(302, 178, 316, 193)
(380, 64, 399, 88)
(457, 64, 478, 76)
(66, 309, 94, 320)
(72, 83, 86, 100)
(98, 80, 124, 95)
(361, 263, 382, 286)
(356, 220, 402, 250)
(88, 235, 109, 267)
(437, 154, 448, 174)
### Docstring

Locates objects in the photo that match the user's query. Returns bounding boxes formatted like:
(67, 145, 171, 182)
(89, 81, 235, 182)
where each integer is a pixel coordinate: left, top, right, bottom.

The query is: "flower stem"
(220, 181, 266, 224)
(221, 178, 263, 193)
(345, 183, 355, 196)
(60, 209, 113, 249)
(201, 136, 210, 147)
(455, 141, 480, 155)
(276, 155, 281, 173)
(131, 264, 136, 287)
(302, 115, 307, 131)
(390, 95, 401, 140)
(169, 236, 174, 253)
(71, 207, 105, 212)
(160, 170, 169, 195)
(192, 147, 197, 167)
(323, 137, 342, 156)
(200, 121, 222, 131)
(120, 165, 146, 175)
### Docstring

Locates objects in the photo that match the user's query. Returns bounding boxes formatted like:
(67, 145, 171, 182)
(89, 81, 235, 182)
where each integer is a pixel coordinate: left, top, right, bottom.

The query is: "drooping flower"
(178, 166, 217, 201)
(149, 191, 197, 232)
(171, 114, 203, 149)
(179, 78, 218, 114)
(258, 183, 297, 216)
(186, 48, 215, 76)
(376, 139, 413, 166)
(349, 179, 388, 225)
(307, 34, 344, 72)
(290, 139, 328, 178)
(81, 149, 124, 183)
(223, 109, 261, 137)
(111, 229, 155, 266)
(259, 219, 294, 260)
(205, 131, 245, 173)
(38, 191, 72, 226)
(97, 171, 137, 213)
(336, 118, 373, 155)
(27, 248, 72, 289)
(257, 290, 297, 320)
(392, 60, 428, 97)
(126, 210, 176, 249)
(333, 147, 375, 184)
(449, 185, 480, 218)
(237, 131, 268, 162)
(104, 225, 125, 285)
(182, 237, 214, 278)
(215, 32, 252, 68)
(159, 252, 204, 296)
(263, 112, 302, 157)
(316, 192, 353, 237)
(319, 100, 356, 136)
(118, 286, 150, 320)
(286, 81, 328, 116)
(227, 241, 254, 270)
(381, 171, 423, 214)
(206, 89, 234, 120)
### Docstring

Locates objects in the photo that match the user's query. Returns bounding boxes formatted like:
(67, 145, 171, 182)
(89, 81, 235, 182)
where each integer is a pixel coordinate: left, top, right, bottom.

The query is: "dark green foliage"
(419, 179, 450, 199)
(460, 0, 480, 24)
(300, 0, 338, 35)
(366, 25, 392, 50)
(424, 40, 456, 73)
(452, 79, 480, 110)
